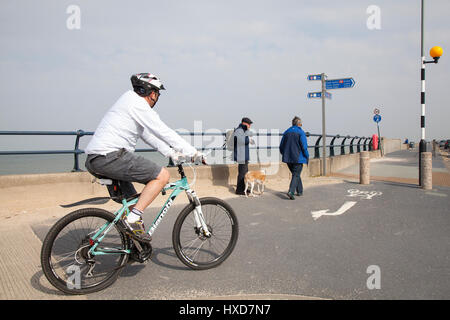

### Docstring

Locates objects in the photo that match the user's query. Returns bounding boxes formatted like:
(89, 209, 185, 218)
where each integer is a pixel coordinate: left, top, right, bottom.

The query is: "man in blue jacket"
(279, 116, 309, 200)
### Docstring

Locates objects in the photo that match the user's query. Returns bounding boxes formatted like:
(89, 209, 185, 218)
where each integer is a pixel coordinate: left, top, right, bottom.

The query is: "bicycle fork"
(185, 189, 211, 238)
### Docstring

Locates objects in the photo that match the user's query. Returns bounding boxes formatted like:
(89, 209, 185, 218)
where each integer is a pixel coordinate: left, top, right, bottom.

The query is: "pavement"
(0, 148, 449, 300)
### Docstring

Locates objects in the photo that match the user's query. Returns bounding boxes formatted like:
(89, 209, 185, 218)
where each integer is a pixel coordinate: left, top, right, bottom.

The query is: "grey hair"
(292, 116, 302, 126)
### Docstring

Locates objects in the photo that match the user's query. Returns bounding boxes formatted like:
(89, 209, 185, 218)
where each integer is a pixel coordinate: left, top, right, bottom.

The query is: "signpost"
(308, 74, 322, 81)
(308, 74, 356, 176)
(325, 78, 355, 90)
(307, 92, 332, 99)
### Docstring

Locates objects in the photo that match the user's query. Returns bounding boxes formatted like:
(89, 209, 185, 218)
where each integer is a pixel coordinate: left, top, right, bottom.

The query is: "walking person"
(279, 116, 309, 200)
(233, 117, 253, 195)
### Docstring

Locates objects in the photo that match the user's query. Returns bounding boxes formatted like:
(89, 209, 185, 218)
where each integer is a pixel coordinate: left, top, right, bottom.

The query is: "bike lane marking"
(311, 189, 382, 221)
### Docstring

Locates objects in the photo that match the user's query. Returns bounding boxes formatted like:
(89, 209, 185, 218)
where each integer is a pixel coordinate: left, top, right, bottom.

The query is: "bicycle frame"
(88, 171, 209, 257)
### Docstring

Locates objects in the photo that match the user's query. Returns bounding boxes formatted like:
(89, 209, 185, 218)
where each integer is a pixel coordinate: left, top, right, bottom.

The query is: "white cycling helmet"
(131, 73, 166, 96)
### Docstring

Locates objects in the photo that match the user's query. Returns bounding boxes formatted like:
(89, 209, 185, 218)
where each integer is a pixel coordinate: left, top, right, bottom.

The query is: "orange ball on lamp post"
(429, 46, 443, 63)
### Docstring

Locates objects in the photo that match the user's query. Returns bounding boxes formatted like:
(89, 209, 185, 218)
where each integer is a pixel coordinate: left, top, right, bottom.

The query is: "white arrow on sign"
(311, 201, 357, 220)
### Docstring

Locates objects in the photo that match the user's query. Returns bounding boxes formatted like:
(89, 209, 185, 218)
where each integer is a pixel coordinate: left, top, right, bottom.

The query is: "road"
(31, 172, 450, 299)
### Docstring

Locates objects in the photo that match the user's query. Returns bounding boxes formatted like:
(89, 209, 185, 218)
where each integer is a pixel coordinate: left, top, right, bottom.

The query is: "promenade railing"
(0, 130, 374, 172)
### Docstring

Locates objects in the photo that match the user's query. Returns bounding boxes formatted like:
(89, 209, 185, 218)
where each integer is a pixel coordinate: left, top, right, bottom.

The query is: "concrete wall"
(0, 150, 382, 188)
(382, 138, 403, 154)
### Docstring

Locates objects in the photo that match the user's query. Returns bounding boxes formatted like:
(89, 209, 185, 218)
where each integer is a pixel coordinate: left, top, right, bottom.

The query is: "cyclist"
(85, 73, 204, 242)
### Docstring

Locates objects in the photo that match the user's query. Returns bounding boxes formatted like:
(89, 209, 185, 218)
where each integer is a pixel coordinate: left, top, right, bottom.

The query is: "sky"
(1, 0, 449, 151)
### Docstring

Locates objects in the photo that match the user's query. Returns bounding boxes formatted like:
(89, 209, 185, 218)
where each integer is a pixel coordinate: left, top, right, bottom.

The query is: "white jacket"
(85, 90, 197, 158)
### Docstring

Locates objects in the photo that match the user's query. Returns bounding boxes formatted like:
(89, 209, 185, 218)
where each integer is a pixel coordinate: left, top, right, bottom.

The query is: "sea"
(0, 129, 349, 175)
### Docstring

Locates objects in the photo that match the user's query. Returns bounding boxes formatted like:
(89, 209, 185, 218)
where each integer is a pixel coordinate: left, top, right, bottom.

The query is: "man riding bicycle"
(85, 73, 204, 242)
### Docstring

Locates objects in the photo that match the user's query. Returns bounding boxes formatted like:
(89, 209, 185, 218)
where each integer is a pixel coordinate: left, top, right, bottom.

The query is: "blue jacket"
(279, 126, 309, 164)
(233, 123, 250, 163)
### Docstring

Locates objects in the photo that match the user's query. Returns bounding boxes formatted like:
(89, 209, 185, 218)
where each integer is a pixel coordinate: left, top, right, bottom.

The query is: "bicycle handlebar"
(175, 159, 207, 187)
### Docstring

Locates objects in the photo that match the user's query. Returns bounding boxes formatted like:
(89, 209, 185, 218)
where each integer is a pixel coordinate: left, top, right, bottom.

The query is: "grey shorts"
(85, 148, 163, 185)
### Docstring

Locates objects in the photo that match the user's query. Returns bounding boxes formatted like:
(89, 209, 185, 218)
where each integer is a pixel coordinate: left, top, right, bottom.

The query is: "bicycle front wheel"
(40, 208, 129, 295)
(172, 197, 239, 270)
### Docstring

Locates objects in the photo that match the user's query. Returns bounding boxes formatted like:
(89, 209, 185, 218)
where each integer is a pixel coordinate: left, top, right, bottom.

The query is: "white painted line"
(311, 201, 357, 220)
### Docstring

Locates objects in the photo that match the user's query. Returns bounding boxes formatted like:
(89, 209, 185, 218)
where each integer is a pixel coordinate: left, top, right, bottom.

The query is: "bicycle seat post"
(177, 164, 186, 179)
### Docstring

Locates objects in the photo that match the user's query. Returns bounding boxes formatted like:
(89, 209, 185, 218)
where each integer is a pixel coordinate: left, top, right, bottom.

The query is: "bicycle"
(40, 161, 239, 295)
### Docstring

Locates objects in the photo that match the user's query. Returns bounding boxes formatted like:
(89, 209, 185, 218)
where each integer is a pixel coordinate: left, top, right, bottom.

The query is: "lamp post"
(419, 0, 443, 186)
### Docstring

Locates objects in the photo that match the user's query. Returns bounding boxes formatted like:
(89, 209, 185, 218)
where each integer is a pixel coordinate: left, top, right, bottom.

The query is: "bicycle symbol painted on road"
(347, 189, 382, 200)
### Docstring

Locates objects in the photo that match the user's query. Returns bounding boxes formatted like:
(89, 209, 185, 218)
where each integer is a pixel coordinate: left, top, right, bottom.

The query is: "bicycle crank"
(129, 239, 152, 263)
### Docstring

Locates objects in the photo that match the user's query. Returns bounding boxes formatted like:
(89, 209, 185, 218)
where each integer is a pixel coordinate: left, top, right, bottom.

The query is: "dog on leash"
(244, 169, 266, 197)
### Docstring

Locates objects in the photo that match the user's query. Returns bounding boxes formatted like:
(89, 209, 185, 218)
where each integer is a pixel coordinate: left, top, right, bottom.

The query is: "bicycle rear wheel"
(172, 197, 238, 270)
(40, 208, 129, 295)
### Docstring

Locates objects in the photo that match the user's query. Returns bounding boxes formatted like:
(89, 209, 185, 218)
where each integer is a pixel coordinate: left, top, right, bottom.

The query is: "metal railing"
(0, 130, 374, 172)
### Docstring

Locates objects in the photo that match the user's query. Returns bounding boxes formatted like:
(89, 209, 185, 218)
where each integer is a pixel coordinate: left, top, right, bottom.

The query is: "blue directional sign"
(308, 92, 332, 99)
(308, 74, 322, 81)
(325, 78, 355, 90)
(308, 92, 322, 98)
(373, 114, 381, 123)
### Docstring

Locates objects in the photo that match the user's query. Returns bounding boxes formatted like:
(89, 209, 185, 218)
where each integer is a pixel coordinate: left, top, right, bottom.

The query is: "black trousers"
(236, 162, 249, 193)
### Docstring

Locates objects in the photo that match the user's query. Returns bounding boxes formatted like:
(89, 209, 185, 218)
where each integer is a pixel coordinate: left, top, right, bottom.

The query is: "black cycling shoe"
(118, 218, 152, 243)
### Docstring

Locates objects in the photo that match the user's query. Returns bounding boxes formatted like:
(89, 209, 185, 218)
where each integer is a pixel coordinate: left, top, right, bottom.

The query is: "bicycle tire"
(40, 208, 129, 295)
(172, 197, 238, 270)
